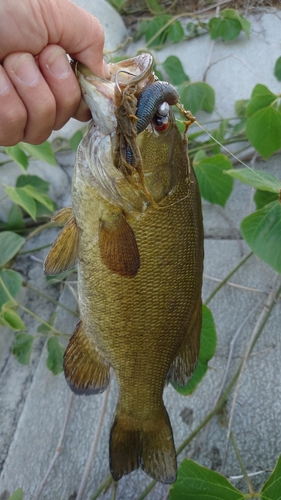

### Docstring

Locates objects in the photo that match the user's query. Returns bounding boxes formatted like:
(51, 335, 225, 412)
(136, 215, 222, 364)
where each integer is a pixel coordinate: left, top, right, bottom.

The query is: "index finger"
(40, 0, 110, 78)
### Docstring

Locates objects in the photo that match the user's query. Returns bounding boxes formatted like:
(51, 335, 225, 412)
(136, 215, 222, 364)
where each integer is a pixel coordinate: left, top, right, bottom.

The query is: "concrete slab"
(1, 2, 281, 500)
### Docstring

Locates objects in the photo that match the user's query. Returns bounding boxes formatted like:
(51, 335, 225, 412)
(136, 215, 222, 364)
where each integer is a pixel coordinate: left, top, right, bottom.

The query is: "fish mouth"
(74, 54, 154, 135)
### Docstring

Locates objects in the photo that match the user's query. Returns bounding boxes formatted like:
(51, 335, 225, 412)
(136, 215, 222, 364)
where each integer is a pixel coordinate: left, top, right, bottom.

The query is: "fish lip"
(75, 53, 154, 91)
(74, 54, 154, 135)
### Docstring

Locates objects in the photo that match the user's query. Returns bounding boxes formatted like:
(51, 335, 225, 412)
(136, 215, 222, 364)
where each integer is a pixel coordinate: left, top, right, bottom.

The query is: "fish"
(44, 53, 204, 484)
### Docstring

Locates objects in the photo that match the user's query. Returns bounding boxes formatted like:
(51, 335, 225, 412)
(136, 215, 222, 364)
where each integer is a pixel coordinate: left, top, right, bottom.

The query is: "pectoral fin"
(44, 217, 79, 276)
(99, 213, 140, 278)
(168, 298, 202, 386)
(52, 207, 73, 225)
(64, 319, 110, 395)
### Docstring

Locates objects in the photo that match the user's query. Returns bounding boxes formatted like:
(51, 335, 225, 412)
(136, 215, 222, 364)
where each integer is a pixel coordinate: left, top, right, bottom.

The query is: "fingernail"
(47, 48, 70, 79)
(0, 66, 9, 95)
(13, 53, 40, 86)
(103, 61, 111, 79)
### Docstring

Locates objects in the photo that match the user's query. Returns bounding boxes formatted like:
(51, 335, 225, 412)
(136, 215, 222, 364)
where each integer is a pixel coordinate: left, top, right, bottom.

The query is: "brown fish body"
(44, 55, 203, 483)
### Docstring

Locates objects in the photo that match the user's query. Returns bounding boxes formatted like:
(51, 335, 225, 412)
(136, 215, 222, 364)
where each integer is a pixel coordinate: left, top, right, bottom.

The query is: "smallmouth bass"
(44, 53, 204, 484)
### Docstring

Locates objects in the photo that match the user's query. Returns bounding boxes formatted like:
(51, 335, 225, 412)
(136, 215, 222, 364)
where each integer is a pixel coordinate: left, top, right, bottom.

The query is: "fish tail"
(109, 403, 177, 484)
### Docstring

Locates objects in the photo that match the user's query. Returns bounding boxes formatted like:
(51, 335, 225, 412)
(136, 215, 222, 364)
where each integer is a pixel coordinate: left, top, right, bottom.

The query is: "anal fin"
(168, 297, 202, 387)
(99, 212, 140, 278)
(44, 216, 79, 276)
(63, 319, 110, 395)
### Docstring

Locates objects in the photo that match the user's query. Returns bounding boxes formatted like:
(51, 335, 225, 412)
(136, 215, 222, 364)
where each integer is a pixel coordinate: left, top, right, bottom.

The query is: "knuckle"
(0, 105, 27, 146)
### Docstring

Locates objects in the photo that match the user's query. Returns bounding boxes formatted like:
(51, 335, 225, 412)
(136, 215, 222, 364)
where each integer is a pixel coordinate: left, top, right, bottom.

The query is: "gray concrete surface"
(1, 2, 281, 500)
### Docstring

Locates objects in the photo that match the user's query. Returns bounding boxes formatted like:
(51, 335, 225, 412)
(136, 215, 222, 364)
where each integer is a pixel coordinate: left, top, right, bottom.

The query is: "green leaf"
(0, 269, 22, 308)
(194, 154, 234, 206)
(221, 9, 251, 39)
(21, 141, 57, 165)
(46, 336, 65, 375)
(235, 99, 248, 118)
(241, 201, 281, 273)
(138, 15, 172, 47)
(274, 56, 281, 82)
(225, 168, 281, 193)
(4, 144, 29, 171)
(208, 17, 241, 41)
(7, 488, 24, 500)
(180, 83, 206, 115)
(173, 305, 217, 395)
(261, 454, 281, 499)
(146, 0, 164, 14)
(154, 68, 163, 80)
(170, 459, 244, 500)
(0, 231, 25, 267)
(35, 200, 56, 218)
(232, 118, 246, 135)
(237, 15, 250, 39)
(193, 150, 207, 165)
(247, 94, 277, 118)
(0, 316, 11, 327)
(198, 82, 215, 113)
(162, 56, 189, 85)
(167, 20, 185, 43)
(211, 120, 229, 155)
(69, 129, 84, 151)
(7, 205, 25, 230)
(107, 0, 127, 10)
(46, 267, 76, 284)
(4, 185, 37, 220)
(12, 333, 34, 365)
(251, 83, 276, 98)
(254, 190, 277, 210)
(2, 309, 26, 330)
(246, 106, 281, 159)
(16, 174, 50, 193)
(21, 185, 54, 212)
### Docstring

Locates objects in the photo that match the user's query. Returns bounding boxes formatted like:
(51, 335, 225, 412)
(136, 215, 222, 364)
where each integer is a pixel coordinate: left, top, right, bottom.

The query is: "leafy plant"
(0, 139, 78, 375)
(169, 455, 281, 499)
(245, 84, 281, 159)
(208, 9, 250, 41)
(7, 489, 23, 500)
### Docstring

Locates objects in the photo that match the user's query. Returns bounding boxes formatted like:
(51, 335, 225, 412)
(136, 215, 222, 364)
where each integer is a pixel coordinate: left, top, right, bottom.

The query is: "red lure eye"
(152, 115, 169, 132)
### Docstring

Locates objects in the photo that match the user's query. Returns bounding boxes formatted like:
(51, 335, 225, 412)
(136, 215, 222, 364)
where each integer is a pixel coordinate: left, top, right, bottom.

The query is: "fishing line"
(175, 102, 276, 187)
(176, 113, 272, 188)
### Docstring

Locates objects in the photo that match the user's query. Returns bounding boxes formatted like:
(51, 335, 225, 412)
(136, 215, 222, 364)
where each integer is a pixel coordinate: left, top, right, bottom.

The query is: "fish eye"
(152, 102, 170, 132)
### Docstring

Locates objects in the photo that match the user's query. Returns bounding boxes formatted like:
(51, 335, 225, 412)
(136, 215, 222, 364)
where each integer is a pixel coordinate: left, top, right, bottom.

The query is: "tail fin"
(109, 404, 177, 484)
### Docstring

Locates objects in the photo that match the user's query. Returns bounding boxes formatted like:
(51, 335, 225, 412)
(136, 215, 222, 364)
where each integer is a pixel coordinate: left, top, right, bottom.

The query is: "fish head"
(75, 54, 183, 211)
(75, 53, 154, 136)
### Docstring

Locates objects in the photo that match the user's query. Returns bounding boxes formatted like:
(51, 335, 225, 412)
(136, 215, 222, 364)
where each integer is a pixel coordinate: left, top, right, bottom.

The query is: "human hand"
(0, 0, 109, 146)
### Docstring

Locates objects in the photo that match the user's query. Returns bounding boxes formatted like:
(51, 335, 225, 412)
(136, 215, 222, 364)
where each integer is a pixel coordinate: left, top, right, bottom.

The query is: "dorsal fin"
(44, 217, 79, 276)
(64, 319, 110, 395)
(167, 297, 202, 387)
(99, 213, 140, 278)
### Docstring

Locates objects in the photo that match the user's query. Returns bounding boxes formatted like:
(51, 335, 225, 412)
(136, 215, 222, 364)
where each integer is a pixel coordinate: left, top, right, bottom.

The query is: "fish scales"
(44, 54, 203, 484)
